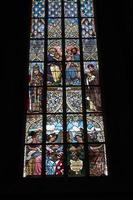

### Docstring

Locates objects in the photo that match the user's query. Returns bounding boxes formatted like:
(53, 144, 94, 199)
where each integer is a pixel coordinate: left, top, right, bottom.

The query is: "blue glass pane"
(25, 115, 43, 144)
(47, 63, 62, 86)
(64, 0, 78, 17)
(46, 145, 64, 176)
(65, 62, 81, 86)
(82, 39, 98, 60)
(48, 0, 62, 17)
(81, 0, 94, 17)
(32, 0, 45, 17)
(66, 87, 82, 113)
(67, 144, 85, 176)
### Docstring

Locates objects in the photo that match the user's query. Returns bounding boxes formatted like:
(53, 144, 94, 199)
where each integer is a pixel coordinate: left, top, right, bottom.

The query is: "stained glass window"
(23, 0, 108, 177)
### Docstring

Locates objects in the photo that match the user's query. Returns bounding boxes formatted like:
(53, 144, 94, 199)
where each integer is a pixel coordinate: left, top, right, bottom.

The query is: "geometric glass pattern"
(23, 0, 108, 177)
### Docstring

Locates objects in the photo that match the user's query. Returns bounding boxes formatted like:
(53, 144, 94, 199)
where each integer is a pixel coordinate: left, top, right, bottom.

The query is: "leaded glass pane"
(48, 18, 62, 38)
(29, 63, 44, 86)
(30, 19, 45, 38)
(48, 0, 62, 17)
(32, 0, 45, 18)
(67, 144, 85, 176)
(29, 40, 44, 61)
(47, 87, 63, 113)
(64, 0, 78, 17)
(46, 145, 64, 175)
(65, 18, 79, 38)
(46, 115, 63, 143)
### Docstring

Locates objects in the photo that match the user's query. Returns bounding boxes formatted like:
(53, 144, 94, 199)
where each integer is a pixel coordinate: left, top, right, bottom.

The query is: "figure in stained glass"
(25, 115, 42, 144)
(65, 40, 80, 61)
(48, 0, 62, 17)
(66, 87, 82, 112)
(66, 62, 81, 85)
(84, 62, 99, 85)
(46, 145, 64, 175)
(64, 0, 78, 17)
(89, 144, 108, 176)
(48, 40, 62, 61)
(86, 86, 101, 112)
(32, 0, 45, 17)
(47, 63, 62, 86)
(24, 145, 42, 176)
(82, 39, 98, 60)
(46, 115, 63, 143)
(48, 19, 62, 38)
(29, 63, 44, 86)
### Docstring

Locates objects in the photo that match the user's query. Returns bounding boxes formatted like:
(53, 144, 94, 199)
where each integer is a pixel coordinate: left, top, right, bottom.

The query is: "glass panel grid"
(23, 0, 108, 178)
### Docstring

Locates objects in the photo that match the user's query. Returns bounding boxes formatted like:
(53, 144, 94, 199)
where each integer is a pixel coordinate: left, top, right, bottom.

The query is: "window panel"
(47, 87, 63, 113)
(46, 145, 64, 176)
(48, 0, 62, 17)
(32, 0, 45, 18)
(48, 18, 62, 38)
(81, 0, 94, 17)
(67, 144, 85, 176)
(23, 145, 42, 177)
(89, 144, 108, 176)
(66, 87, 82, 113)
(86, 113, 105, 142)
(81, 18, 96, 38)
(84, 61, 99, 85)
(65, 39, 80, 61)
(65, 62, 81, 86)
(82, 39, 98, 60)
(47, 62, 62, 86)
(28, 87, 43, 113)
(29, 63, 44, 86)
(29, 40, 44, 61)
(30, 19, 45, 38)
(64, 0, 78, 17)
(25, 115, 43, 144)
(65, 18, 79, 38)
(46, 115, 63, 143)
(24, 0, 108, 178)
(85, 86, 101, 112)
(48, 40, 62, 61)
(67, 114, 84, 143)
